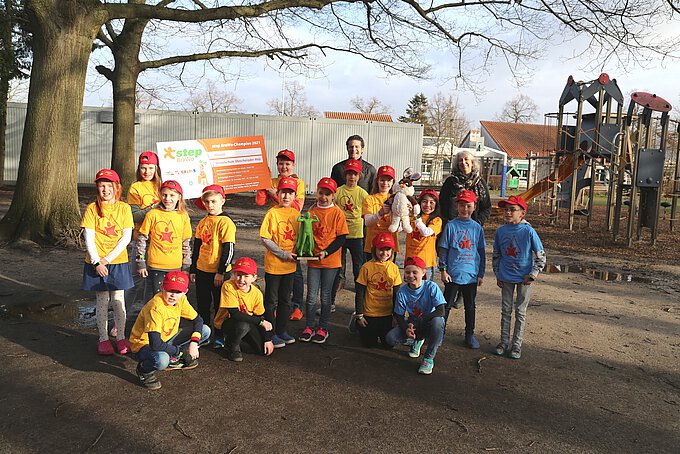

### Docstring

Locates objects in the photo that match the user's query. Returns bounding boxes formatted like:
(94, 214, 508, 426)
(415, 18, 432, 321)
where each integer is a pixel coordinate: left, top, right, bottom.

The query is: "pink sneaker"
(97, 340, 115, 356)
(299, 326, 314, 342)
(116, 339, 131, 355)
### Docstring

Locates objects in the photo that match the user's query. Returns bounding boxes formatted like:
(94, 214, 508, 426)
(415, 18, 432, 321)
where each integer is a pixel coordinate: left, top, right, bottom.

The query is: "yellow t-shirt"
(139, 209, 193, 270)
(129, 292, 198, 353)
(195, 214, 236, 273)
(80, 201, 133, 265)
(309, 204, 349, 269)
(336, 184, 368, 239)
(357, 260, 403, 317)
(260, 206, 300, 275)
(214, 279, 264, 329)
(270, 176, 306, 211)
(127, 180, 160, 236)
(362, 193, 399, 253)
(405, 215, 443, 268)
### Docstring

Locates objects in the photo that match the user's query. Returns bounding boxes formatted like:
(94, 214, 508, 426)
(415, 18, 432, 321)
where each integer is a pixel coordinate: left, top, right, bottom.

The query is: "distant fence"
(4, 103, 423, 192)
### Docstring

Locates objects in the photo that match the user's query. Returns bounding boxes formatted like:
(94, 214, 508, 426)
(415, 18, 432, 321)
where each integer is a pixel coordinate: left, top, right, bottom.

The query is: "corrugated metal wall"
(4, 103, 423, 193)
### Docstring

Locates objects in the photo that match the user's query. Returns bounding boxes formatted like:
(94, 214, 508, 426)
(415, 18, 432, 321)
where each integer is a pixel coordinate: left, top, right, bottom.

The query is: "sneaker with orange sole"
(289, 308, 303, 321)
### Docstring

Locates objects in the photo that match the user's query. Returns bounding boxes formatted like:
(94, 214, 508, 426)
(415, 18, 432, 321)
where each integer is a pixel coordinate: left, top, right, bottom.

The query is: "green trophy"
(296, 212, 319, 260)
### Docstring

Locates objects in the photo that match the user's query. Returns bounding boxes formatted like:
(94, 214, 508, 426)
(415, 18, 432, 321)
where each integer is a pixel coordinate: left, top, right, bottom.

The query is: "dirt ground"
(0, 186, 679, 453)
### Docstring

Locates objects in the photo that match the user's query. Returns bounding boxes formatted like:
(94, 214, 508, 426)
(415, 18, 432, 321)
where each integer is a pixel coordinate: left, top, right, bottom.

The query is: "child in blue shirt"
(385, 256, 446, 375)
(438, 189, 486, 349)
(492, 195, 546, 359)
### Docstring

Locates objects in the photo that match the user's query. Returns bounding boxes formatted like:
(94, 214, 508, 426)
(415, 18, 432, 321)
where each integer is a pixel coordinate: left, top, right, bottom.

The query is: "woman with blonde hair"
(440, 151, 491, 225)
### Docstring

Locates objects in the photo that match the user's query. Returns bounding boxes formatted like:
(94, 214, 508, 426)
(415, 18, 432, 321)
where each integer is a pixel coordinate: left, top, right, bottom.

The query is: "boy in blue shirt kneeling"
(386, 256, 446, 375)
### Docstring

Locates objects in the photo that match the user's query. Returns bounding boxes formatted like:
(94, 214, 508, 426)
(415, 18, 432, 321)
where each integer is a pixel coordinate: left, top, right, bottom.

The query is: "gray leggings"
(499, 282, 533, 350)
(96, 290, 126, 342)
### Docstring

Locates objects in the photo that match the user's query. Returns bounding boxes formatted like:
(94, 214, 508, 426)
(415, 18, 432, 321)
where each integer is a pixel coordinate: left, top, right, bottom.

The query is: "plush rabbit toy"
(388, 167, 422, 233)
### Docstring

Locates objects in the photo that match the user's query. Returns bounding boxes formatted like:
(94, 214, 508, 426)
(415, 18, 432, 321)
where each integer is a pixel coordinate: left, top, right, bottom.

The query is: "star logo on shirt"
(99, 216, 121, 238)
(343, 200, 354, 212)
(313, 223, 327, 238)
(411, 229, 422, 241)
(459, 234, 472, 250)
(375, 277, 389, 291)
(282, 224, 294, 241)
(200, 226, 212, 245)
(412, 307, 423, 318)
(162, 318, 178, 337)
(157, 220, 176, 243)
(506, 243, 518, 257)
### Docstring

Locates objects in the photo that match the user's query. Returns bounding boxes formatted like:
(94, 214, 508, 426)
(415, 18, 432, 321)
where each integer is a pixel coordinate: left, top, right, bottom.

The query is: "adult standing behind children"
(330, 135, 377, 193)
(439, 151, 491, 225)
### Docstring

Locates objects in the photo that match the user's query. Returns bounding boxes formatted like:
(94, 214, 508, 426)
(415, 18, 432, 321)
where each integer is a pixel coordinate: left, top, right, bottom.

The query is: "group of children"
(81, 140, 546, 389)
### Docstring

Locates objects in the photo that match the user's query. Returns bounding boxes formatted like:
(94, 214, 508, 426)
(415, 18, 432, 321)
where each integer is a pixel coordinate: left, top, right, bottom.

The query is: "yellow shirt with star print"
(80, 201, 134, 265)
(260, 206, 300, 275)
(127, 180, 160, 236)
(336, 184, 368, 239)
(129, 292, 198, 353)
(362, 193, 399, 253)
(213, 279, 264, 329)
(195, 214, 236, 273)
(139, 208, 192, 270)
(357, 260, 403, 317)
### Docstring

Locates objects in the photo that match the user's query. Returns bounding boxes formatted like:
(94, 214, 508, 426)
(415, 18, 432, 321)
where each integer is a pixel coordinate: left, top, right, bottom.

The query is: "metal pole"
(587, 86, 605, 227)
(569, 86, 584, 231)
(606, 102, 623, 232)
(552, 107, 565, 225)
(672, 120, 680, 232)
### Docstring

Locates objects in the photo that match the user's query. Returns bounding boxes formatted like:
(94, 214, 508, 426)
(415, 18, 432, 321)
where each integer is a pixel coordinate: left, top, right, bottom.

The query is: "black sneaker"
(136, 363, 161, 390)
(227, 349, 243, 362)
(182, 356, 198, 370)
(167, 354, 184, 370)
(311, 327, 328, 344)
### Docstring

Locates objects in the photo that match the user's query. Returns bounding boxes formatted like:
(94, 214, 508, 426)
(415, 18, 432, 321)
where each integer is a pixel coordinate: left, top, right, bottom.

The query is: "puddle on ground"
(1, 298, 146, 329)
(544, 264, 653, 283)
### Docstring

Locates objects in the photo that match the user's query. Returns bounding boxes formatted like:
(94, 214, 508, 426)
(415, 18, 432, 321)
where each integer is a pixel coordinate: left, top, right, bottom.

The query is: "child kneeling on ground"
(214, 257, 274, 362)
(386, 257, 447, 375)
(129, 270, 211, 390)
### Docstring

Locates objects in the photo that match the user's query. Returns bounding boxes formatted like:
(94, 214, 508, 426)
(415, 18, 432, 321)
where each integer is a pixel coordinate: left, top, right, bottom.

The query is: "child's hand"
(523, 275, 535, 285)
(317, 250, 327, 260)
(95, 263, 109, 277)
(214, 273, 224, 287)
(265, 187, 277, 199)
(357, 316, 368, 328)
(477, 277, 483, 287)
(138, 268, 148, 278)
(287, 252, 297, 262)
(263, 341, 274, 356)
(406, 323, 416, 339)
(261, 320, 273, 331)
(441, 270, 452, 283)
(189, 273, 196, 283)
(380, 203, 391, 217)
(187, 342, 199, 360)
(496, 279, 504, 289)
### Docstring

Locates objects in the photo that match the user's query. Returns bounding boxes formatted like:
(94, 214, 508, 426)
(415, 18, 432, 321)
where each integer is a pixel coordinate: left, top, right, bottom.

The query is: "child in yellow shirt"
(354, 233, 402, 348)
(190, 184, 236, 344)
(136, 180, 192, 296)
(362, 165, 398, 262)
(214, 257, 274, 362)
(405, 189, 443, 280)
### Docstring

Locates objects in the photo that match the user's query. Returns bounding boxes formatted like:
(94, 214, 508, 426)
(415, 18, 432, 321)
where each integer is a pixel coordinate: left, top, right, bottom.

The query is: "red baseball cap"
(456, 190, 477, 203)
(344, 159, 363, 174)
(377, 165, 396, 179)
(498, 195, 527, 211)
(161, 180, 183, 196)
(277, 149, 295, 162)
(277, 177, 298, 192)
(419, 188, 439, 201)
(317, 177, 338, 194)
(194, 184, 225, 210)
(163, 270, 189, 293)
(232, 257, 258, 275)
(372, 232, 395, 249)
(139, 151, 159, 166)
(94, 169, 120, 184)
(404, 256, 427, 270)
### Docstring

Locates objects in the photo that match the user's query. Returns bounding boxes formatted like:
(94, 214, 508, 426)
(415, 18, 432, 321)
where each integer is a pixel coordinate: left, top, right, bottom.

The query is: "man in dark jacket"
(330, 135, 377, 193)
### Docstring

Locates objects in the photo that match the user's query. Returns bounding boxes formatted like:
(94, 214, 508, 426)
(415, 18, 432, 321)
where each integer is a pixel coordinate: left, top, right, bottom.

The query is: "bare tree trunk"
(0, 78, 7, 185)
(0, 2, 102, 241)
(111, 64, 141, 192)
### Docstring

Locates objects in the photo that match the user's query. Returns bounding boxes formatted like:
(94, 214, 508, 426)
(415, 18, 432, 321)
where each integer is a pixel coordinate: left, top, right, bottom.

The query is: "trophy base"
(296, 256, 320, 261)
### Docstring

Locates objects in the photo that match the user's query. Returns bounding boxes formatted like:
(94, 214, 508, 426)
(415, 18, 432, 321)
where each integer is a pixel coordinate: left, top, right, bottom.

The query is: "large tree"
(3, 0, 679, 241)
(267, 80, 319, 116)
(399, 93, 434, 135)
(350, 96, 391, 115)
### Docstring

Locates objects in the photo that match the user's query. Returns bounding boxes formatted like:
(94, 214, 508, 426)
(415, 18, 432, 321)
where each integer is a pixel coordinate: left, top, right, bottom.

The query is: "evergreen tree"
(399, 93, 434, 135)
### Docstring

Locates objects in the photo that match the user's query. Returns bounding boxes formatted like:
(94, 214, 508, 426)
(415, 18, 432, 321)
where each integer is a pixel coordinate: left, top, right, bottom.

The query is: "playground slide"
(519, 155, 586, 203)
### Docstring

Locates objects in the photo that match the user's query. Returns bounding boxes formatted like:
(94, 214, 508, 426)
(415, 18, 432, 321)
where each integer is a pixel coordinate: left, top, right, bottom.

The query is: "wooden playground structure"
(520, 73, 680, 246)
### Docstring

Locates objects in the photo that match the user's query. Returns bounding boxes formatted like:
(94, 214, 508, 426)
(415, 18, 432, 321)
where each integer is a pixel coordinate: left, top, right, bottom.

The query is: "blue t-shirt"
(395, 280, 446, 320)
(439, 218, 486, 284)
(493, 222, 544, 282)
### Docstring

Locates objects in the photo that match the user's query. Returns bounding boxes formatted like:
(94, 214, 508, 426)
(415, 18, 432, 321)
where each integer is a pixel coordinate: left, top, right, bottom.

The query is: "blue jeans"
(137, 324, 211, 372)
(500, 281, 533, 350)
(332, 238, 364, 303)
(305, 267, 339, 330)
(385, 316, 445, 359)
(291, 262, 305, 310)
